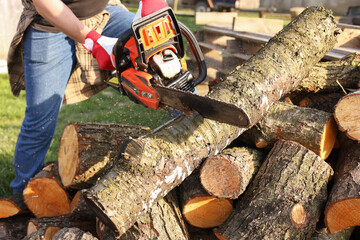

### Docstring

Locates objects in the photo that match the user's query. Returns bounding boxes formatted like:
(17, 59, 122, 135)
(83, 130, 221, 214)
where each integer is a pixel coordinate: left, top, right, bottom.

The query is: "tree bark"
(325, 140, 360, 233)
(214, 140, 334, 240)
(26, 215, 97, 237)
(69, 191, 96, 220)
(23, 163, 70, 218)
(24, 226, 61, 240)
(96, 190, 189, 240)
(334, 90, 360, 142)
(199, 147, 265, 199)
(58, 122, 151, 189)
(0, 193, 27, 218)
(311, 227, 355, 240)
(179, 171, 233, 229)
(298, 92, 345, 113)
(82, 6, 339, 237)
(239, 101, 338, 160)
(291, 53, 360, 94)
(0, 214, 29, 240)
(52, 227, 97, 240)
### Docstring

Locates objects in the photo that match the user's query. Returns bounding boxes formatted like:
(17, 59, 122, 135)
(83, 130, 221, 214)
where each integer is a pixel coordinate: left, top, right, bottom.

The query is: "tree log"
(24, 226, 61, 240)
(82, 6, 339, 237)
(311, 227, 355, 240)
(334, 90, 360, 142)
(239, 101, 338, 160)
(58, 122, 151, 189)
(292, 53, 360, 94)
(298, 92, 345, 113)
(179, 171, 233, 228)
(214, 140, 334, 240)
(0, 193, 27, 218)
(52, 227, 97, 240)
(23, 163, 70, 218)
(199, 147, 264, 199)
(0, 214, 29, 240)
(325, 140, 360, 233)
(26, 215, 97, 237)
(69, 191, 96, 220)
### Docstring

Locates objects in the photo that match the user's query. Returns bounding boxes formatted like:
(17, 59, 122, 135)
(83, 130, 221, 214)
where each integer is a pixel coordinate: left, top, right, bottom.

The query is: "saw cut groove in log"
(23, 164, 70, 218)
(334, 90, 360, 142)
(240, 101, 338, 160)
(292, 53, 360, 94)
(0, 193, 27, 218)
(83, 6, 339, 236)
(179, 172, 233, 228)
(325, 140, 360, 233)
(200, 147, 264, 199)
(214, 140, 333, 240)
(58, 122, 151, 189)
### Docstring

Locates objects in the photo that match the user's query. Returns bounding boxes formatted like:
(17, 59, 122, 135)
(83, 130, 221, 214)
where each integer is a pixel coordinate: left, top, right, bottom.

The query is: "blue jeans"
(11, 6, 135, 193)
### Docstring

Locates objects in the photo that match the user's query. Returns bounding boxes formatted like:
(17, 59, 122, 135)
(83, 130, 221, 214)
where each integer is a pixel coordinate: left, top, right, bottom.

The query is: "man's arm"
(33, 0, 91, 43)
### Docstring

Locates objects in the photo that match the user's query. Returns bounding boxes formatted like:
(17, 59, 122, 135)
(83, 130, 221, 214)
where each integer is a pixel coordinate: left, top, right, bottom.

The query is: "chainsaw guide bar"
(154, 85, 251, 128)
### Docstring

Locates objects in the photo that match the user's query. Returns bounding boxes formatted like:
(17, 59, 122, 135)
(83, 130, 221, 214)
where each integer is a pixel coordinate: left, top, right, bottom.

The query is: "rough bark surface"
(179, 171, 233, 228)
(298, 92, 345, 113)
(58, 122, 151, 189)
(83, 6, 339, 236)
(334, 90, 360, 142)
(311, 227, 354, 240)
(240, 101, 338, 159)
(0, 214, 29, 240)
(200, 147, 264, 199)
(52, 227, 97, 240)
(325, 140, 360, 233)
(292, 53, 360, 94)
(214, 140, 334, 240)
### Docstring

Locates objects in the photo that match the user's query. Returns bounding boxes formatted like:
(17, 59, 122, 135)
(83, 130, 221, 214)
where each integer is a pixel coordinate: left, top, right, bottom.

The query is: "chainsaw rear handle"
(178, 21, 207, 86)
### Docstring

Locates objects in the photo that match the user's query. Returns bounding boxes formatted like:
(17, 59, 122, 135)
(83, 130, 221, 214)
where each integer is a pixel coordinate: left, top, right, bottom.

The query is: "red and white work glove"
(82, 30, 117, 71)
(133, 0, 168, 21)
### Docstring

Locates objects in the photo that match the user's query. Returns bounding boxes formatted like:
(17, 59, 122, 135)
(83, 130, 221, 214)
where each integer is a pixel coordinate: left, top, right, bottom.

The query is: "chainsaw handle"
(178, 21, 207, 86)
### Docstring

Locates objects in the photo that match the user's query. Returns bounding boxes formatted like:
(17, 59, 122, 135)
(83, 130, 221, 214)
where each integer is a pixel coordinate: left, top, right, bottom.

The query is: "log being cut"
(82, 6, 339, 237)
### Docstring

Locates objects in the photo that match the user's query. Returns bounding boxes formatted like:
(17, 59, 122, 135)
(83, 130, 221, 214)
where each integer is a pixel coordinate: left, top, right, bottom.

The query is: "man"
(7, 0, 168, 194)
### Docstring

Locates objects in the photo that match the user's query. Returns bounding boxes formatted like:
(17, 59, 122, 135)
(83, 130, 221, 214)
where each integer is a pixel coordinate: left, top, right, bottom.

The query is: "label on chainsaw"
(154, 85, 251, 128)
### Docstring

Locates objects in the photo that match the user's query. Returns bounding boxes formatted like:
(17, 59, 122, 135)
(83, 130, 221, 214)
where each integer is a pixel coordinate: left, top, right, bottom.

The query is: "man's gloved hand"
(82, 30, 117, 71)
(134, 0, 168, 20)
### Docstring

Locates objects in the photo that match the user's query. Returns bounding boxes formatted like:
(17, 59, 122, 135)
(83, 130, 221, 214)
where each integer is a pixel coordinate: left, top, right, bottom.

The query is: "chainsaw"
(106, 7, 250, 127)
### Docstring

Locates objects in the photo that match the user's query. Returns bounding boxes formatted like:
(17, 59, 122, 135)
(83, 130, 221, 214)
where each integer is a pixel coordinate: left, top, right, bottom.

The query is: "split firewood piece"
(26, 214, 97, 238)
(199, 147, 265, 199)
(240, 101, 338, 160)
(325, 140, 360, 233)
(298, 92, 345, 113)
(292, 52, 360, 94)
(0, 214, 29, 240)
(23, 163, 70, 218)
(311, 227, 355, 240)
(58, 122, 151, 189)
(214, 140, 333, 240)
(97, 190, 189, 240)
(179, 171, 233, 228)
(82, 7, 339, 236)
(334, 90, 360, 142)
(52, 227, 97, 240)
(0, 193, 27, 218)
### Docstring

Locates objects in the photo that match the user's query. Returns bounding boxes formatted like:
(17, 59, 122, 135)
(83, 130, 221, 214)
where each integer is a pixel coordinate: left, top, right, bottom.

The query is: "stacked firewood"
(1, 6, 360, 240)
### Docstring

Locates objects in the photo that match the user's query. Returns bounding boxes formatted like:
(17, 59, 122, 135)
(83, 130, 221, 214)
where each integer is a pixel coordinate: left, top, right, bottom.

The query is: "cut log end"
(334, 92, 360, 142)
(182, 195, 233, 228)
(291, 203, 308, 229)
(325, 198, 360, 234)
(320, 116, 338, 160)
(0, 199, 21, 218)
(200, 156, 242, 199)
(23, 178, 70, 218)
(58, 124, 79, 187)
(213, 230, 229, 240)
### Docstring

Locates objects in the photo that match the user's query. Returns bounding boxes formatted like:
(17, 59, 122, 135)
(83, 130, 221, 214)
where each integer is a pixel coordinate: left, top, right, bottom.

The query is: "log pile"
(1, 6, 360, 240)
